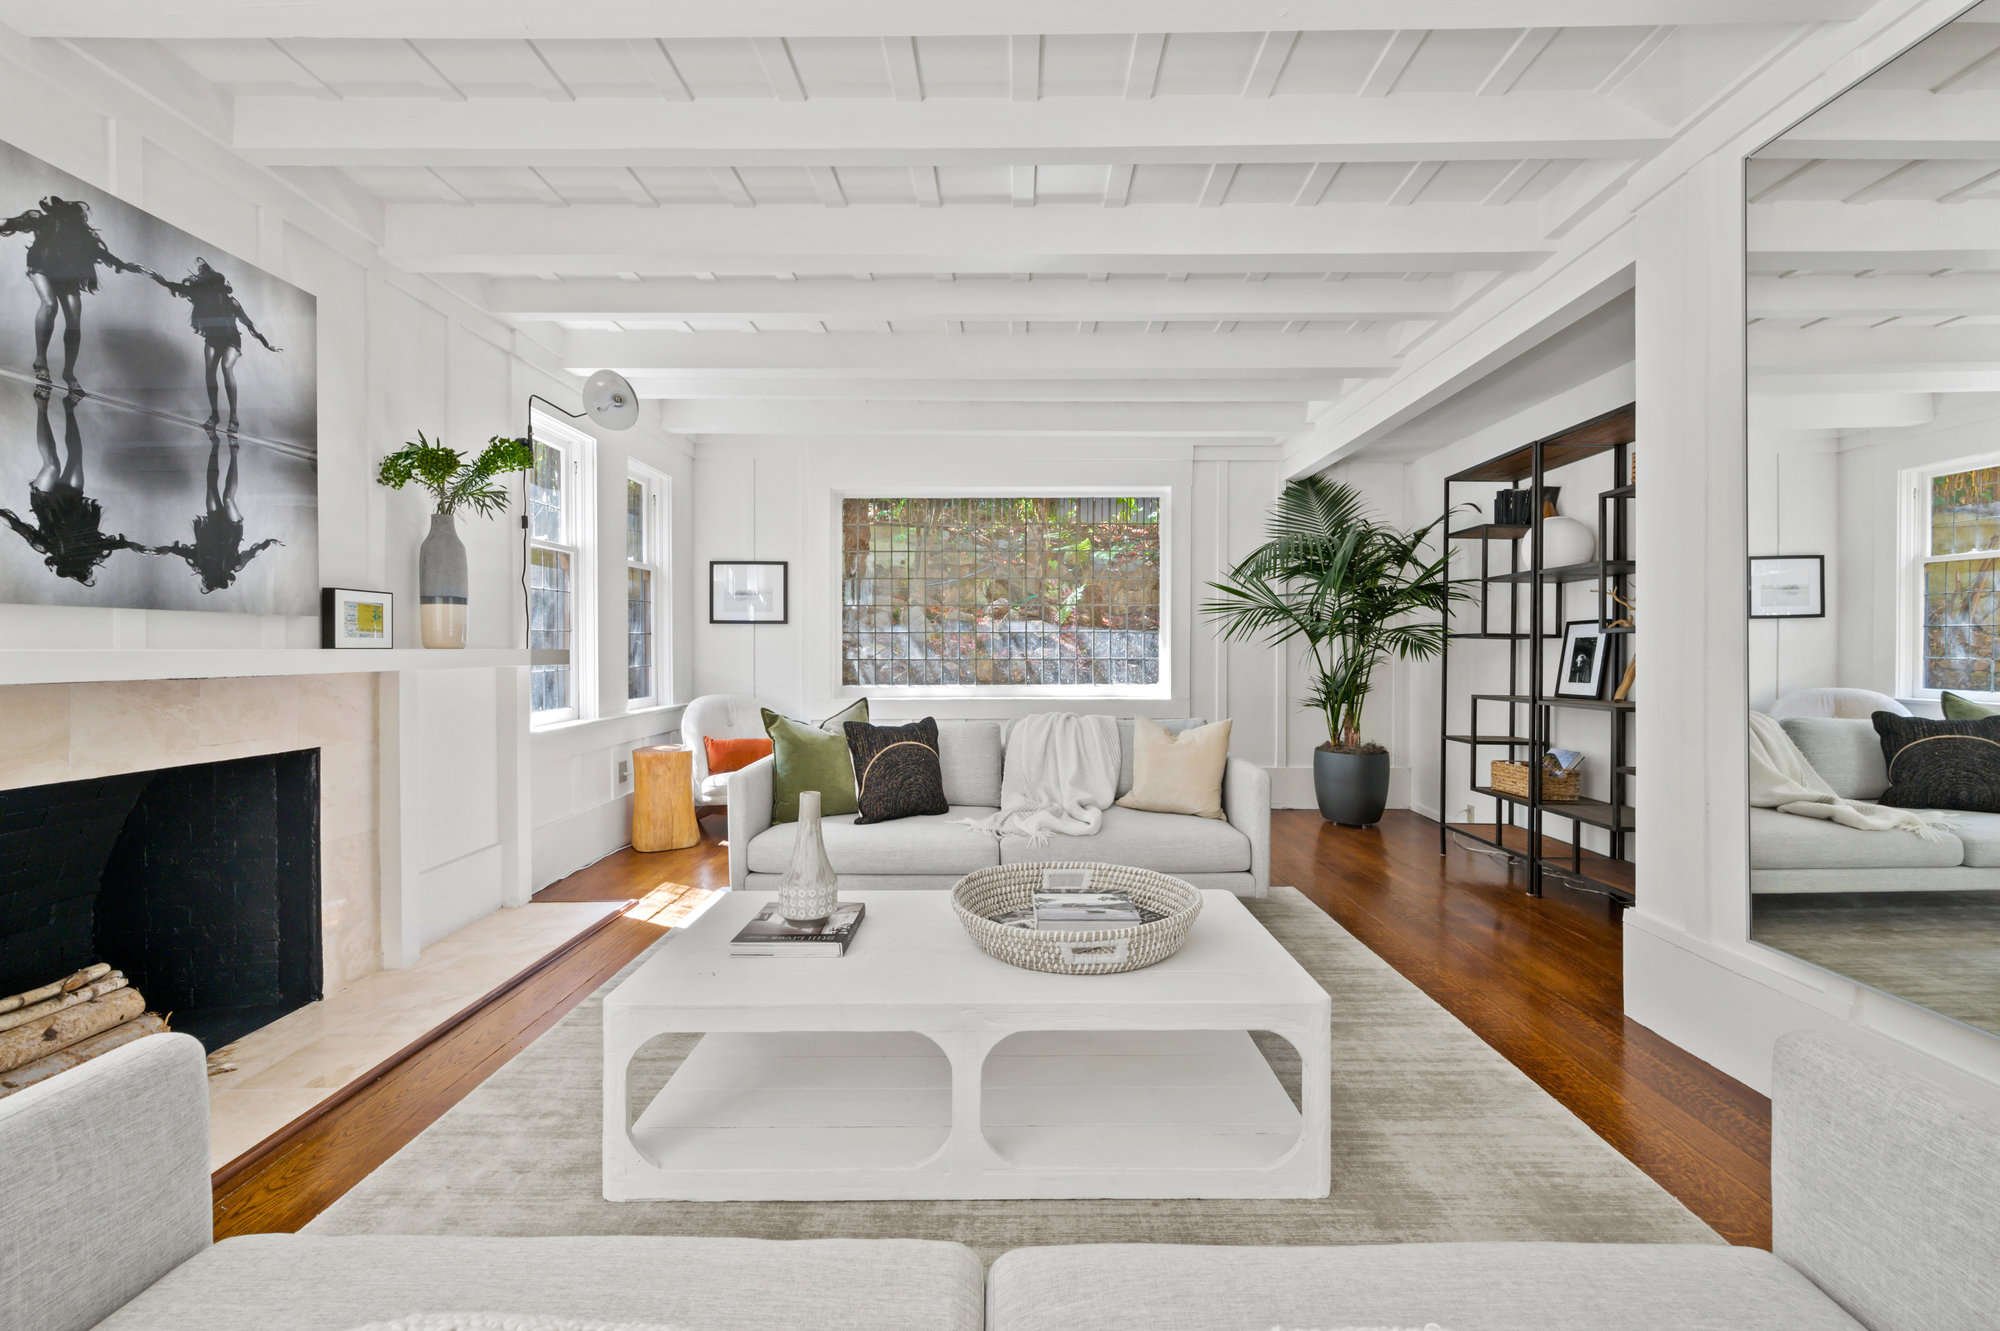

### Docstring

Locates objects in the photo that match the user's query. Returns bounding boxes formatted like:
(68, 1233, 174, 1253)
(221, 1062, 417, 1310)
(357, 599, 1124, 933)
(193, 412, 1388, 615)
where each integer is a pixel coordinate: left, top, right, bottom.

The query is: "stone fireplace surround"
(0, 675, 382, 998)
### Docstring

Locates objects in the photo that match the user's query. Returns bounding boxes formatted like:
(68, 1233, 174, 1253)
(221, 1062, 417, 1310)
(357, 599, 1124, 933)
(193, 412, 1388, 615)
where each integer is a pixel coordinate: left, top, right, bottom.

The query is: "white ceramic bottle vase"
(778, 789, 840, 925)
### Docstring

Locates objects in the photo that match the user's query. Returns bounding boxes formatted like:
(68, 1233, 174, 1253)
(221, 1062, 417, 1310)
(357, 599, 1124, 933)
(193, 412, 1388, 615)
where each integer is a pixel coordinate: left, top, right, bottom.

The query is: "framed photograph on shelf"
(1748, 555, 1825, 619)
(1553, 619, 1610, 699)
(710, 560, 788, 624)
(321, 587, 392, 649)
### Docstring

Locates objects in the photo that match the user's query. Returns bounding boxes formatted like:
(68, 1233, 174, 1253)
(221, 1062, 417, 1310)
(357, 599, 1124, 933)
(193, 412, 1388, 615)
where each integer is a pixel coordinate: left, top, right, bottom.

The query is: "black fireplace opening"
(0, 750, 322, 1051)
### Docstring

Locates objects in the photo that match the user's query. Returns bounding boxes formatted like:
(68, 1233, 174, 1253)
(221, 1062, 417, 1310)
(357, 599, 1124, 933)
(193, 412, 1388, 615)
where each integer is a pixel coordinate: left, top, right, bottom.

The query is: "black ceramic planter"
(1314, 746, 1391, 827)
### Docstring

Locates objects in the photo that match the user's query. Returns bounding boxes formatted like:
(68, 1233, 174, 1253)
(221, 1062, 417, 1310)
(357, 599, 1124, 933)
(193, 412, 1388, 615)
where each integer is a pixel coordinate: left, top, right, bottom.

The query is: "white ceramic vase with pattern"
(779, 790, 840, 925)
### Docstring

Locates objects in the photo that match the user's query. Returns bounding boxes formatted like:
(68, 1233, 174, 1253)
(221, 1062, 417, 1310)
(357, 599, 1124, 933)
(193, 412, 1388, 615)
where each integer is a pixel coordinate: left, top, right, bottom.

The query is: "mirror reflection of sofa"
(1751, 714, 2000, 894)
(726, 716, 1270, 897)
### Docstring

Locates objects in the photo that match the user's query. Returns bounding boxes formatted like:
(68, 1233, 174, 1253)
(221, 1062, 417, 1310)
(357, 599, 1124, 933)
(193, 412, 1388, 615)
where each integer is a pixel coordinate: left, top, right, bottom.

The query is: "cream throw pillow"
(1116, 717, 1232, 819)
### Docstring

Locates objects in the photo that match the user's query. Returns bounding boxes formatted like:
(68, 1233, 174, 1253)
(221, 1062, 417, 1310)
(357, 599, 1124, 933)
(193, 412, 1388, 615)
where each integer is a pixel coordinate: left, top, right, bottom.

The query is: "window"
(529, 416, 593, 724)
(626, 467, 668, 707)
(1916, 459, 2000, 694)
(840, 495, 1162, 690)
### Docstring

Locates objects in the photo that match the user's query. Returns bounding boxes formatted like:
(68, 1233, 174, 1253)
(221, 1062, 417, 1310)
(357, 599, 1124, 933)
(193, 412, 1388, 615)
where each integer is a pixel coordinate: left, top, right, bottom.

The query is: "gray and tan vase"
(779, 790, 841, 925)
(418, 511, 468, 649)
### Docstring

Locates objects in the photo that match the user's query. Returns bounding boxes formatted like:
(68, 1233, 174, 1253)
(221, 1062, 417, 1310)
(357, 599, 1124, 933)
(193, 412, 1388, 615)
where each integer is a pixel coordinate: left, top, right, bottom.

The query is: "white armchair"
(680, 693, 769, 809)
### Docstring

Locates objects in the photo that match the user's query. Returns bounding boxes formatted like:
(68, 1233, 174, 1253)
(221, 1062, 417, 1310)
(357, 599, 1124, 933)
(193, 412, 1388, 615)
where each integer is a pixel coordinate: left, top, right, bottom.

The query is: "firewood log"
(0, 974, 128, 1035)
(0, 963, 112, 1015)
(0, 987, 145, 1073)
(0, 1014, 168, 1098)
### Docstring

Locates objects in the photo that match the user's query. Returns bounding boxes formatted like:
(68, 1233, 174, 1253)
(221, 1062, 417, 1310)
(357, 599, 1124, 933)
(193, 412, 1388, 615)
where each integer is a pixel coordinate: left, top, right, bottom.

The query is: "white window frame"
(831, 487, 1172, 702)
(625, 463, 671, 710)
(528, 412, 596, 728)
(1900, 452, 2000, 701)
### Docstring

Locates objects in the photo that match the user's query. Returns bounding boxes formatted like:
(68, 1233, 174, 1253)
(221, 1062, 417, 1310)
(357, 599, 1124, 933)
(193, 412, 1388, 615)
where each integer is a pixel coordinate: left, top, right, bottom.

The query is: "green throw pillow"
(1942, 690, 1997, 721)
(761, 698, 869, 823)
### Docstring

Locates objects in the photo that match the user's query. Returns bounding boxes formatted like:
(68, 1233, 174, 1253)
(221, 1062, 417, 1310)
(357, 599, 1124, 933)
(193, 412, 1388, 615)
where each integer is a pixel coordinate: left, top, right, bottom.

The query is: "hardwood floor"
(211, 823, 729, 1238)
(212, 808, 1772, 1249)
(1276, 810, 1772, 1247)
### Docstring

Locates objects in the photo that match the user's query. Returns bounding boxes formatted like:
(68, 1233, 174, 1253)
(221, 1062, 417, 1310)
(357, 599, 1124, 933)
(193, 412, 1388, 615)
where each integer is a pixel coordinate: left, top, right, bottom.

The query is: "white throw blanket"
(1748, 711, 1953, 841)
(959, 712, 1120, 845)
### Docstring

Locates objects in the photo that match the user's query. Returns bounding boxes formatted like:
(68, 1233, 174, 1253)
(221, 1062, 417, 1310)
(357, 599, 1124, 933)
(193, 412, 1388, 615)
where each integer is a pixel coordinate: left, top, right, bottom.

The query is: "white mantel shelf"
(0, 647, 530, 688)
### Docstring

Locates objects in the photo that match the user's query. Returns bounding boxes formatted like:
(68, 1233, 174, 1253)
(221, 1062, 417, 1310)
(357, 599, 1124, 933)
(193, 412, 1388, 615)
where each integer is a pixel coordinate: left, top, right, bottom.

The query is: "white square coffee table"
(602, 889, 1330, 1201)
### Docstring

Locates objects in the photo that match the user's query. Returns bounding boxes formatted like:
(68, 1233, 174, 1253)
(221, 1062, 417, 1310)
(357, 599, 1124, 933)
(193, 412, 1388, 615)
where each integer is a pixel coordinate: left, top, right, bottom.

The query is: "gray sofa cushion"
(96, 1235, 982, 1331)
(1780, 717, 1891, 801)
(1942, 810, 2000, 867)
(985, 1242, 1863, 1331)
(747, 808, 1000, 875)
(1748, 807, 1964, 870)
(999, 806, 1250, 874)
(935, 721, 1003, 807)
(1774, 1032, 2000, 1331)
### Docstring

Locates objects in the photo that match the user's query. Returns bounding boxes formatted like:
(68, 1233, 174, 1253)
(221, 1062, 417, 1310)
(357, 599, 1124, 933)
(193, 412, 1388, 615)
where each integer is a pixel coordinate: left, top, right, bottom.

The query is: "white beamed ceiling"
(17, 1, 1977, 452)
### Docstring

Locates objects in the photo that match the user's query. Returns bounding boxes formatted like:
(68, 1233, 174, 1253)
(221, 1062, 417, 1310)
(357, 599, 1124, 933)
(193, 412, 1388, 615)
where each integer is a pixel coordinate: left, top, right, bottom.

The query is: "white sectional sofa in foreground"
(5, 1029, 1995, 1330)
(727, 716, 1271, 896)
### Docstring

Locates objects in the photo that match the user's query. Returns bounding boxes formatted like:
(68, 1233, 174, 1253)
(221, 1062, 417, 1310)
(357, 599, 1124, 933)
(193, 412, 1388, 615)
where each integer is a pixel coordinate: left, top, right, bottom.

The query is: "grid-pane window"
(626, 472, 664, 704)
(840, 496, 1161, 688)
(529, 423, 590, 722)
(1923, 464, 2000, 692)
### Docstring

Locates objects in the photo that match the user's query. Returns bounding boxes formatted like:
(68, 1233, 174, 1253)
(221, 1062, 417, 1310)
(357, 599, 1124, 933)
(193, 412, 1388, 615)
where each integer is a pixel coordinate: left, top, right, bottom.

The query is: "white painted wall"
(688, 439, 1293, 796)
(1747, 433, 1842, 711)
(0, 36, 696, 948)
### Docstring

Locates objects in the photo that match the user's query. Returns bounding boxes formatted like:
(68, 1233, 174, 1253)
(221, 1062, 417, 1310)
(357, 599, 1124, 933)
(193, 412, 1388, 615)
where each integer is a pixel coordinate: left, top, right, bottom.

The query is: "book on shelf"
(730, 901, 867, 958)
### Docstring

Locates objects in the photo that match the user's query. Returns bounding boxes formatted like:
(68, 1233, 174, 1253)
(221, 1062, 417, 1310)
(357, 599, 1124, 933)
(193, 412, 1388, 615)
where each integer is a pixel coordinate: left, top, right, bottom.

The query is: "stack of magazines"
(991, 872, 1166, 931)
(730, 901, 867, 958)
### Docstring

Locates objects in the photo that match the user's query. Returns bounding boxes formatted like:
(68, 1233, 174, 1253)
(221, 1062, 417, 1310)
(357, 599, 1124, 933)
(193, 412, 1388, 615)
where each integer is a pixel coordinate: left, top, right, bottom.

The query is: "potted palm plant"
(1203, 477, 1465, 826)
(376, 432, 533, 648)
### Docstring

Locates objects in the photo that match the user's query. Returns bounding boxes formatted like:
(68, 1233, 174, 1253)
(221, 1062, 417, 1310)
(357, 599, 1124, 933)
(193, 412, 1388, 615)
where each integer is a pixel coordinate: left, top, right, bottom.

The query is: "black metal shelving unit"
(1437, 403, 1636, 905)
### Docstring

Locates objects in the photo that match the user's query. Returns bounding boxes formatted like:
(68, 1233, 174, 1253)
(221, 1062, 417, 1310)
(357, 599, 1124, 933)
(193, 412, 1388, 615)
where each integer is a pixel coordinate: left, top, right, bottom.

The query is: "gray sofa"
(1752, 716, 2000, 894)
(726, 716, 1271, 896)
(5, 1029, 1996, 1329)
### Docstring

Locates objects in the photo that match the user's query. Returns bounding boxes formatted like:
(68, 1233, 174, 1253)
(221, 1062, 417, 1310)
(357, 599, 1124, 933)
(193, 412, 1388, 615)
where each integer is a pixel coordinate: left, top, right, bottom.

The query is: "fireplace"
(0, 750, 322, 1050)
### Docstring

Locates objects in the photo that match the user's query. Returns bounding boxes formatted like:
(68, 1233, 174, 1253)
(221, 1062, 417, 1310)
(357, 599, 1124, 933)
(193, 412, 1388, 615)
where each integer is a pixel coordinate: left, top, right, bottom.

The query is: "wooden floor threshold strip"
(210, 904, 631, 1194)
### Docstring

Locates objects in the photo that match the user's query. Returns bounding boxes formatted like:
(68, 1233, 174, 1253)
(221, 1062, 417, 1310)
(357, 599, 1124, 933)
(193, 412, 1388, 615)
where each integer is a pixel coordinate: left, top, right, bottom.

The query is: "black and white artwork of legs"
(0, 137, 316, 614)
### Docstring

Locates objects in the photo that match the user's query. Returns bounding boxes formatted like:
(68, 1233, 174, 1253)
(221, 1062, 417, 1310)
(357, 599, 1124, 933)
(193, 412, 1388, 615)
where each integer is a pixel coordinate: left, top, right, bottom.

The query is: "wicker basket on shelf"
(951, 862, 1201, 976)
(1490, 759, 1581, 802)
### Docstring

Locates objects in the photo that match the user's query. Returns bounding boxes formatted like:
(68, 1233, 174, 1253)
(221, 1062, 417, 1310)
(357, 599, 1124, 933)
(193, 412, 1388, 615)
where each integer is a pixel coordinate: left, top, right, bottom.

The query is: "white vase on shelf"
(778, 790, 840, 925)
(1540, 515, 1596, 568)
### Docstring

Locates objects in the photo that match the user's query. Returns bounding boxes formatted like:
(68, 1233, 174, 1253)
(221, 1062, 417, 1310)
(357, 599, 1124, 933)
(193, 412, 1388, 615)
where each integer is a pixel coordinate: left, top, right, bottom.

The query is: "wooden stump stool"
(633, 745, 700, 852)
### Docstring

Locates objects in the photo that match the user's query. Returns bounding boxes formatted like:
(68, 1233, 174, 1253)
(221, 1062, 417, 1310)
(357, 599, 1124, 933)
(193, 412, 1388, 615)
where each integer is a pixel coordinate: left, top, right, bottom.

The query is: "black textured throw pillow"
(845, 717, 949, 824)
(1874, 712, 2000, 813)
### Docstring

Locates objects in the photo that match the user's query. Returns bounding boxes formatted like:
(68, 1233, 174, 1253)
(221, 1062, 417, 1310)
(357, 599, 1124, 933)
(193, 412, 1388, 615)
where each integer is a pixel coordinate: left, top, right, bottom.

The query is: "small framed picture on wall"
(710, 561, 788, 624)
(321, 587, 393, 649)
(1748, 555, 1825, 619)
(1553, 619, 1611, 699)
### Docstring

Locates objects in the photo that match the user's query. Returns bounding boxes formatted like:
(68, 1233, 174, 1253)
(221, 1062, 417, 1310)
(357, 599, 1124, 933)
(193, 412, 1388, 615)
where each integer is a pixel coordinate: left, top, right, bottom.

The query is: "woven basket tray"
(952, 862, 1202, 976)
(1490, 759, 1582, 802)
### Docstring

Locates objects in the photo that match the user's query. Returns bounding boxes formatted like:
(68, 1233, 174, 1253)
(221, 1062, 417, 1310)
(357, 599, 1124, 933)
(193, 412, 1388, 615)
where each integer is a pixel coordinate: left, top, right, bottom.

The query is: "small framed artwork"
(710, 561, 789, 624)
(1748, 555, 1825, 619)
(1554, 619, 1611, 699)
(321, 587, 393, 649)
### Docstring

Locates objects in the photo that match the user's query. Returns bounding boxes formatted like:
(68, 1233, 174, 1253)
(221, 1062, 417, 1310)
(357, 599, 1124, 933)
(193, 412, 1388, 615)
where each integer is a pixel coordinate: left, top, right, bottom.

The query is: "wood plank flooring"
(1276, 810, 1771, 1247)
(212, 808, 1772, 1249)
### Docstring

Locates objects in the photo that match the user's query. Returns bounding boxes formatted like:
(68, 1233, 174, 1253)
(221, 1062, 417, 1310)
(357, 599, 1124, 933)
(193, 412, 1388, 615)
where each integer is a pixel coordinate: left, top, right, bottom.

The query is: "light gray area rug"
(310, 889, 1718, 1258)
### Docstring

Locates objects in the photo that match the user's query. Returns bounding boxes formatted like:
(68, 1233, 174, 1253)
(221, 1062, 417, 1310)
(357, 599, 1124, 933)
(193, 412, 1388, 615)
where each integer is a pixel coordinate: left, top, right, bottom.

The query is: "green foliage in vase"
(375, 433, 534, 518)
(1203, 477, 1469, 753)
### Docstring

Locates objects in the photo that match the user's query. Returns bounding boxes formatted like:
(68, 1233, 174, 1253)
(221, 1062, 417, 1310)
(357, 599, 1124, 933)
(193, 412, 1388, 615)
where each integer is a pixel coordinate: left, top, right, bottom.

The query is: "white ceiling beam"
(486, 274, 1462, 320)
(1761, 91, 2000, 158)
(562, 329, 1399, 375)
(14, 3, 1874, 38)
(230, 94, 1671, 167)
(615, 375, 1356, 401)
(1750, 199, 2000, 268)
(808, 165, 848, 207)
(1748, 273, 2000, 318)
(653, 399, 1306, 436)
(1103, 164, 1134, 207)
(384, 201, 1554, 275)
(1360, 31, 1424, 97)
(1748, 392, 1936, 430)
(1011, 165, 1037, 208)
(1386, 161, 1442, 206)
(911, 166, 941, 207)
(883, 36, 923, 102)
(59, 39, 231, 140)
(1124, 33, 1166, 100)
(1242, 31, 1300, 98)
(627, 39, 690, 100)
(1479, 29, 1557, 96)
(1010, 34, 1040, 103)
(708, 167, 756, 207)
(751, 38, 806, 102)
(1751, 323, 2000, 374)
(1293, 163, 1338, 206)
(1196, 164, 1238, 207)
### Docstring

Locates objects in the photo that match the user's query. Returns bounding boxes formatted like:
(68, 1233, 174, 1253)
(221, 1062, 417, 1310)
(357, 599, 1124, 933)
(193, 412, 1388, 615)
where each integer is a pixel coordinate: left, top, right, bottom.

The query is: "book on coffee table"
(730, 901, 867, 958)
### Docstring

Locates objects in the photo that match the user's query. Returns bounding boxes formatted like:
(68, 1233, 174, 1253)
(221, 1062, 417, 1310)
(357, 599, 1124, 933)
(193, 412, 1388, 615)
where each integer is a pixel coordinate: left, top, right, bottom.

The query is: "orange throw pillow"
(704, 736, 774, 776)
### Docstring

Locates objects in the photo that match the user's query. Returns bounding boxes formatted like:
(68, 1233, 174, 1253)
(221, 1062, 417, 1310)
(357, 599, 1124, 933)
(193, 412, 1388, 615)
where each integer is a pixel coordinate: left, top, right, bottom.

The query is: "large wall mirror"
(1747, 2, 2000, 1038)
